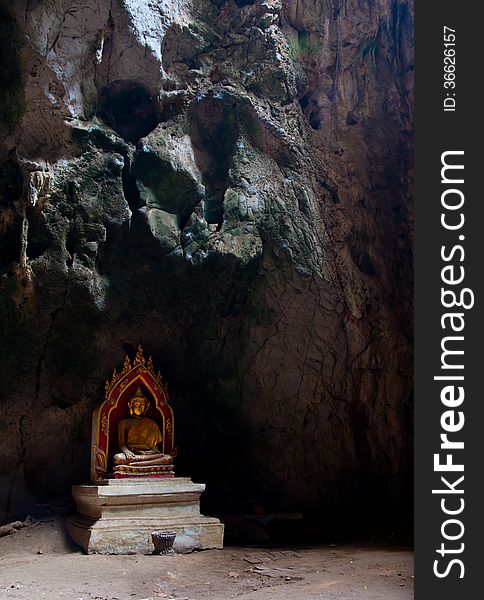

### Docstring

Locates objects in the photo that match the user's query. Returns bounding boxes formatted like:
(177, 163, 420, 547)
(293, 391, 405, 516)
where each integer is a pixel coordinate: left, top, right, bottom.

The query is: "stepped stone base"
(66, 477, 224, 554)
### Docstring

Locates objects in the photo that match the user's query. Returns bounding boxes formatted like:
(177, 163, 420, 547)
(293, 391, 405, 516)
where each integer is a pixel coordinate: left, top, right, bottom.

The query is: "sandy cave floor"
(0, 520, 413, 600)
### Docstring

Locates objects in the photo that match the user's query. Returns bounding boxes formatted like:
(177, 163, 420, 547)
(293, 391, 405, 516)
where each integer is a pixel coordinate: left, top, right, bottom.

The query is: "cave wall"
(0, 0, 413, 522)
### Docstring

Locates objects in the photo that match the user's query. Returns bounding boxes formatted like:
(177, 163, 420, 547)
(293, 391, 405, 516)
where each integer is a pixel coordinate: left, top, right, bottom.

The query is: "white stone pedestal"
(66, 477, 224, 554)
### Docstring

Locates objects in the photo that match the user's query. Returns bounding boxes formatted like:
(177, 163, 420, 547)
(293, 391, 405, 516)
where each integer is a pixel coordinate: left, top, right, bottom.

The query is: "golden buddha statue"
(113, 387, 176, 477)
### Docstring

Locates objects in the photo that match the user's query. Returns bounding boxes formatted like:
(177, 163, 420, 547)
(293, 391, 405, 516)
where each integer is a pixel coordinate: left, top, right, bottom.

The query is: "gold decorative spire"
(134, 344, 146, 366)
(121, 355, 131, 374)
(105, 367, 120, 399)
(104, 345, 169, 401)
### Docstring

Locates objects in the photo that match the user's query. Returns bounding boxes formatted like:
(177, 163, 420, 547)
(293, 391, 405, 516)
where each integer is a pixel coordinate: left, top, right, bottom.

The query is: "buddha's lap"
(113, 451, 172, 465)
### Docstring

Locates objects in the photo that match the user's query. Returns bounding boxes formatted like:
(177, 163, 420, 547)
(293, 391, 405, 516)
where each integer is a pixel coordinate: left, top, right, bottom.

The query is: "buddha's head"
(128, 387, 150, 417)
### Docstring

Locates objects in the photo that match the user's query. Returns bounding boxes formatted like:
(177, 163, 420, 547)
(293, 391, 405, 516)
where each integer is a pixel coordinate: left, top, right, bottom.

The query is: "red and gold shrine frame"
(90, 346, 174, 481)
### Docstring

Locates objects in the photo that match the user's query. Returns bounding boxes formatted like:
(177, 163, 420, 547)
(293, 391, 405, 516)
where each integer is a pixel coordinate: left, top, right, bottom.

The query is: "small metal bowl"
(151, 530, 177, 555)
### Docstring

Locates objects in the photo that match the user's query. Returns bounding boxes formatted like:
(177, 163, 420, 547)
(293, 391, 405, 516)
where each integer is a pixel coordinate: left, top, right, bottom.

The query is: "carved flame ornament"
(91, 345, 174, 481)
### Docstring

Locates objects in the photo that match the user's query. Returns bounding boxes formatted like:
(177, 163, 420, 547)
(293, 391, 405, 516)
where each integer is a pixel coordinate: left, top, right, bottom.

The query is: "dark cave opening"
(234, 0, 256, 7)
(121, 158, 141, 214)
(189, 95, 238, 225)
(98, 80, 160, 143)
(308, 110, 322, 130)
(0, 212, 22, 271)
(346, 111, 359, 126)
(25, 207, 51, 260)
(298, 92, 310, 111)
(0, 156, 24, 270)
(0, 157, 23, 207)
(298, 92, 322, 130)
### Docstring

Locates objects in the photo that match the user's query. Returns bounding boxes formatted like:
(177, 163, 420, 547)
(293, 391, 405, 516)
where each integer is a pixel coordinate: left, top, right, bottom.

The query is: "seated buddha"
(113, 387, 176, 477)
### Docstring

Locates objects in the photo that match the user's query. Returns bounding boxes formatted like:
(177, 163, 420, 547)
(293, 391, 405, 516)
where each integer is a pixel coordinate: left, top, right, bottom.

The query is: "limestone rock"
(0, 0, 413, 523)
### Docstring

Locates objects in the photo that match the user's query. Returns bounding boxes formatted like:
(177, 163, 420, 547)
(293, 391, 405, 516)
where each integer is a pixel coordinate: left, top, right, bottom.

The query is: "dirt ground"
(0, 520, 413, 600)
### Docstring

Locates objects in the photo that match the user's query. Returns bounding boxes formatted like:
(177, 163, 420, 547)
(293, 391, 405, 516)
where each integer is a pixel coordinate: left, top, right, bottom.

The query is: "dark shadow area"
(221, 509, 413, 548)
(121, 158, 141, 214)
(0, 155, 24, 272)
(0, 211, 22, 271)
(0, 5, 25, 133)
(0, 156, 23, 206)
(308, 111, 322, 130)
(189, 95, 238, 226)
(26, 206, 51, 260)
(298, 90, 322, 131)
(234, 0, 256, 6)
(98, 80, 159, 143)
(210, 0, 256, 8)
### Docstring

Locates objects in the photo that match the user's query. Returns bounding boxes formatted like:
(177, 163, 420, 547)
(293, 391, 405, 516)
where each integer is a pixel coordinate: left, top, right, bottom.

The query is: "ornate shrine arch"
(91, 345, 174, 480)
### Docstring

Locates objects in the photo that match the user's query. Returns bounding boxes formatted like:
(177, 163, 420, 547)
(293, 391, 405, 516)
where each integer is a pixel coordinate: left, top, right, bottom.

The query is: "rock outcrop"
(0, 0, 413, 523)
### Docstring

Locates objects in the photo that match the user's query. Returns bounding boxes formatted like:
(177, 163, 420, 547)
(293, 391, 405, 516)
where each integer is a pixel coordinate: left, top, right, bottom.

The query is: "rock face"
(0, 0, 413, 523)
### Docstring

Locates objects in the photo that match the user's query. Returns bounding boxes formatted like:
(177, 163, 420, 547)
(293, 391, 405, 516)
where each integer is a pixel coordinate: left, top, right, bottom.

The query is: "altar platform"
(66, 477, 224, 554)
